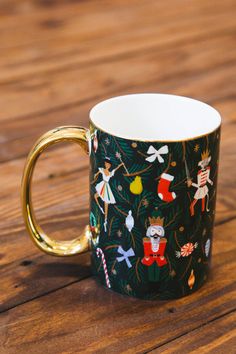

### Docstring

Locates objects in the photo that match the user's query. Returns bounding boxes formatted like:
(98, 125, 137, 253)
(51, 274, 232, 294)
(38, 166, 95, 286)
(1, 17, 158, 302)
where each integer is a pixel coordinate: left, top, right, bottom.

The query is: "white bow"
(145, 145, 169, 163)
(116, 246, 135, 268)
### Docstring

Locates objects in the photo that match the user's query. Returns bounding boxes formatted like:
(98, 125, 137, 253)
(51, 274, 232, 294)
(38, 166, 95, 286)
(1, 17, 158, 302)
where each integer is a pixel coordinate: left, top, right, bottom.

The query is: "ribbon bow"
(145, 145, 169, 163)
(116, 246, 135, 268)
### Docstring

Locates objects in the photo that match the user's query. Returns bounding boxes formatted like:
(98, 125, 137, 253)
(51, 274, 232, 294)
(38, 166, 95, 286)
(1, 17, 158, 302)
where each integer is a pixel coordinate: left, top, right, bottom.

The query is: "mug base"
(91, 256, 211, 300)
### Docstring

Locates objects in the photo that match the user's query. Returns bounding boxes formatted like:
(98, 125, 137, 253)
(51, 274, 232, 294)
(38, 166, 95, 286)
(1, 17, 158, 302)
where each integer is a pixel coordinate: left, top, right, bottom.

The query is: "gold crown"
(149, 216, 164, 226)
(201, 149, 210, 160)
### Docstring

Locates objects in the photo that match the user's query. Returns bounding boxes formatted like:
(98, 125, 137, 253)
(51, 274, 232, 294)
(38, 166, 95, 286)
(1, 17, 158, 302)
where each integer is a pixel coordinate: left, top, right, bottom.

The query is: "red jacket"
(141, 237, 167, 266)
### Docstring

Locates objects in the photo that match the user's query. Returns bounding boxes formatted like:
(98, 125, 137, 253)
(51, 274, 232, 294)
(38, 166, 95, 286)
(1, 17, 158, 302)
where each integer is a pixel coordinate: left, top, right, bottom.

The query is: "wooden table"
(0, 0, 235, 353)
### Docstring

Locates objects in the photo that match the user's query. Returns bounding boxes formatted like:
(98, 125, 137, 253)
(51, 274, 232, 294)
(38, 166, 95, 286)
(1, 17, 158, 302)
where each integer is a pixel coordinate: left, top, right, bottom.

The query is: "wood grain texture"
(0, 0, 235, 83)
(0, 0, 236, 352)
(0, 219, 235, 353)
(151, 311, 236, 353)
(1, 34, 236, 121)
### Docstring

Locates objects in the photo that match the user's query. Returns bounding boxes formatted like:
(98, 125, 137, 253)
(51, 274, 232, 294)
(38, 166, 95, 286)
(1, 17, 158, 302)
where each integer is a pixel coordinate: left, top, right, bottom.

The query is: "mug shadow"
(28, 261, 91, 279)
(2, 255, 92, 312)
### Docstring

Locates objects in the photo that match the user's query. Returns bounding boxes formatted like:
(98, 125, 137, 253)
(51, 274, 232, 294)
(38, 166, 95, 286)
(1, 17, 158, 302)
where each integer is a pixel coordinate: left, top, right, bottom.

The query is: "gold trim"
(21, 126, 92, 256)
(90, 118, 221, 143)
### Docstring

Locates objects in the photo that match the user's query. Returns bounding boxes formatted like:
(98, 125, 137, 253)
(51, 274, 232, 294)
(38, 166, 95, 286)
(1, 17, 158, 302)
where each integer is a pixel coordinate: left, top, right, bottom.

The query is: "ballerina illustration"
(94, 157, 124, 232)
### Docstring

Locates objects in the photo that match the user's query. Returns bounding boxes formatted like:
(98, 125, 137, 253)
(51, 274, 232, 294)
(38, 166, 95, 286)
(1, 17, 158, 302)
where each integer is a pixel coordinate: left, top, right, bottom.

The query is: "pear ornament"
(130, 176, 143, 195)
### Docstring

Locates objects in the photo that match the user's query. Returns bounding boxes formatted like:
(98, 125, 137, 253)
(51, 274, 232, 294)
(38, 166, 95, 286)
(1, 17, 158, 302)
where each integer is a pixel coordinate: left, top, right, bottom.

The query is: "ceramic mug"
(22, 94, 221, 299)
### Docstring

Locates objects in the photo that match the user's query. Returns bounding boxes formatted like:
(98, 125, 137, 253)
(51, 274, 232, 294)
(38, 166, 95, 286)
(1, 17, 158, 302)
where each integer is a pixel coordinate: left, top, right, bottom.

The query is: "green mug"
(22, 94, 221, 299)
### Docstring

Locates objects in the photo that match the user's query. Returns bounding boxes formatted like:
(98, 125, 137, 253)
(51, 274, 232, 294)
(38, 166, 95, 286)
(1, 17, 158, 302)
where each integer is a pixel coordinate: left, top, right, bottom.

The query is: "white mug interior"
(89, 93, 221, 141)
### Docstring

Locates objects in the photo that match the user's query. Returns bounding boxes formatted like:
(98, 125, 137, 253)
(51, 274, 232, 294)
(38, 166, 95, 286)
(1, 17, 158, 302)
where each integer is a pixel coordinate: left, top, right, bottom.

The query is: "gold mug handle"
(21, 126, 91, 256)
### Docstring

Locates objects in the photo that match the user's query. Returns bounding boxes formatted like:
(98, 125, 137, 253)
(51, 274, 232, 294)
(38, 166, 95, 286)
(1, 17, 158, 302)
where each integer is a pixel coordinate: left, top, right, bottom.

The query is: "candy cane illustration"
(96, 247, 111, 288)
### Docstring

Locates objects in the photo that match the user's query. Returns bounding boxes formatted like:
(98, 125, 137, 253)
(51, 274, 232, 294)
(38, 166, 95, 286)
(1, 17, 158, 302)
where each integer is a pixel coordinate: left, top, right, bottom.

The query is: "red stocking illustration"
(157, 173, 176, 202)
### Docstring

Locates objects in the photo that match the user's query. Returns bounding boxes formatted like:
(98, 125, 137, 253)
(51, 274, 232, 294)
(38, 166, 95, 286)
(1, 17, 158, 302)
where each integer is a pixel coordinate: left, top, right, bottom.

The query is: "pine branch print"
(108, 216, 115, 237)
(97, 259, 103, 272)
(105, 244, 120, 250)
(116, 189, 131, 204)
(123, 164, 152, 177)
(90, 123, 220, 299)
(111, 259, 117, 273)
(137, 150, 148, 158)
(165, 212, 179, 228)
(114, 205, 128, 216)
(180, 256, 193, 280)
(182, 141, 186, 161)
(101, 141, 107, 155)
(135, 258, 141, 283)
(155, 153, 172, 180)
(174, 231, 181, 248)
(130, 231, 135, 249)
(113, 136, 126, 157)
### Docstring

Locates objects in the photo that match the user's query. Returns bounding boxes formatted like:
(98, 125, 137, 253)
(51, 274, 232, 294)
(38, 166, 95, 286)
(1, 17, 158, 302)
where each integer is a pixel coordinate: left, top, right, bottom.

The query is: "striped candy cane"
(96, 248, 111, 288)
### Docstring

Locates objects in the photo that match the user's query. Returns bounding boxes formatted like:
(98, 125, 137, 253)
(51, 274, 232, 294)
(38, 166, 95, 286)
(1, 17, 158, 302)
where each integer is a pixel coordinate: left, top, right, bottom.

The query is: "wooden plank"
(0, 219, 235, 353)
(0, 0, 83, 16)
(0, 32, 235, 125)
(217, 122, 236, 212)
(0, 0, 234, 46)
(150, 311, 236, 353)
(0, 118, 235, 311)
(0, 143, 88, 210)
(0, 1, 235, 82)
(0, 37, 234, 144)
(215, 97, 236, 123)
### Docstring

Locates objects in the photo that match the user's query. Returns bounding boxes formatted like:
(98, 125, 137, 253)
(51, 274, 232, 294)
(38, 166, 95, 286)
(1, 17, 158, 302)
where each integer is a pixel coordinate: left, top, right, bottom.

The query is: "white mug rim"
(89, 93, 221, 142)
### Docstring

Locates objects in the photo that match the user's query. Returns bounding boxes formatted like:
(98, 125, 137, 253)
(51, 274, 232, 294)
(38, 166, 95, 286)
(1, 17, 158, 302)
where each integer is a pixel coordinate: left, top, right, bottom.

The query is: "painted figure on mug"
(94, 157, 124, 232)
(187, 150, 213, 216)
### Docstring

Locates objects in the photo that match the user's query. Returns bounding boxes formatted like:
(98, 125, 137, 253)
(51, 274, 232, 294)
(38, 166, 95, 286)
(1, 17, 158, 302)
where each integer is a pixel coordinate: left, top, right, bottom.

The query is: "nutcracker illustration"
(141, 215, 168, 282)
(94, 157, 124, 232)
(187, 150, 213, 216)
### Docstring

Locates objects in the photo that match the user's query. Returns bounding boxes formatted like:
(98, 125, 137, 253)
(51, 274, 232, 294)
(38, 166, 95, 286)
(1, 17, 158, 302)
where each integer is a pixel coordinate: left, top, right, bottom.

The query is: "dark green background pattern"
(89, 123, 220, 299)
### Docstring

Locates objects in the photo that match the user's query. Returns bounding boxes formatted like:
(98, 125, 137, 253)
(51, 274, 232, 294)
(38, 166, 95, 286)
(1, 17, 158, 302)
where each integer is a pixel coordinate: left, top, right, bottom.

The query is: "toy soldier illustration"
(187, 150, 213, 216)
(141, 215, 168, 282)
